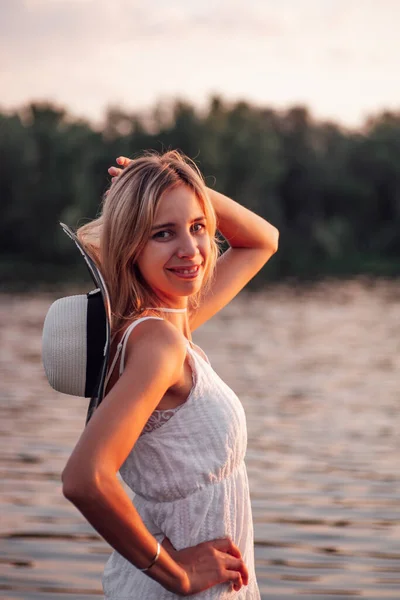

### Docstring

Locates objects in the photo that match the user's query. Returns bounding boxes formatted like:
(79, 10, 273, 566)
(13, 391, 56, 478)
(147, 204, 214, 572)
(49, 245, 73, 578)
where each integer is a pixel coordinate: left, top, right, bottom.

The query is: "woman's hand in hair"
(161, 536, 249, 595)
(108, 156, 132, 183)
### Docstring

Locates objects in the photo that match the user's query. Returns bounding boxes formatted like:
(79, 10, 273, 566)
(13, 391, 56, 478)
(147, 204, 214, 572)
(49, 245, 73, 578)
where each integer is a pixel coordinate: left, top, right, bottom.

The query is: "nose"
(176, 231, 199, 259)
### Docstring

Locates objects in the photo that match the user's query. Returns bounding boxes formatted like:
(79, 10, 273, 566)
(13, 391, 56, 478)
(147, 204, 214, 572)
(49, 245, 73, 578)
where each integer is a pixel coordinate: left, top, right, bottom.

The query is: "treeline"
(1, 97, 400, 289)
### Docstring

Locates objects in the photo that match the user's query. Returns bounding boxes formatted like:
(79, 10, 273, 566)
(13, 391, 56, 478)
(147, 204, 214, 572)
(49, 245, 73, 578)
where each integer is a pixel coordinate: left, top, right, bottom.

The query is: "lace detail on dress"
(140, 404, 185, 436)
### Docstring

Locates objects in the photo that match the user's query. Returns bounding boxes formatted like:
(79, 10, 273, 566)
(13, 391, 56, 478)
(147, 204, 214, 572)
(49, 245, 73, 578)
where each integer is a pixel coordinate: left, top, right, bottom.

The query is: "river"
(1, 279, 399, 599)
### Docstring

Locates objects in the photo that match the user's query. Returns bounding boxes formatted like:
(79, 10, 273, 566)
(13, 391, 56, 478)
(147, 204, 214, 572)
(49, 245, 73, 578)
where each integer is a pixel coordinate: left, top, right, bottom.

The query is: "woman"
(62, 150, 279, 598)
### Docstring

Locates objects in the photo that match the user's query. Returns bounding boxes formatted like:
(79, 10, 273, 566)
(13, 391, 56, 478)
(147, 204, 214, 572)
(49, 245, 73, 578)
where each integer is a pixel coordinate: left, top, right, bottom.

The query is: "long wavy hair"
(77, 150, 220, 334)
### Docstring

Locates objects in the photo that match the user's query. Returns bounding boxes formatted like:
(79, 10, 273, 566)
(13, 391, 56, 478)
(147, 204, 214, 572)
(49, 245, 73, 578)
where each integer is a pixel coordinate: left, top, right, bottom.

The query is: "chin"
(169, 283, 202, 298)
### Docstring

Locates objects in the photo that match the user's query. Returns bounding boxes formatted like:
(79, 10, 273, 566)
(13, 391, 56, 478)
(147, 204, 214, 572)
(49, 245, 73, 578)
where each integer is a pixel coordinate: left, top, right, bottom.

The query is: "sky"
(1, 0, 399, 129)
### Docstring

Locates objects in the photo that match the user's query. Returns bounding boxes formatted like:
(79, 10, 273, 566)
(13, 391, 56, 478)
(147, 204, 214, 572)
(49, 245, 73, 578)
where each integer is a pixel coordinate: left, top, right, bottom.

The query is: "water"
(1, 280, 399, 599)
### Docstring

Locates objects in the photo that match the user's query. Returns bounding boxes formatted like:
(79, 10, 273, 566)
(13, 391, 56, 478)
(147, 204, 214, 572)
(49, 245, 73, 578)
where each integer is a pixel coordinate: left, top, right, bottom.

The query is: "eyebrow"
(151, 216, 206, 231)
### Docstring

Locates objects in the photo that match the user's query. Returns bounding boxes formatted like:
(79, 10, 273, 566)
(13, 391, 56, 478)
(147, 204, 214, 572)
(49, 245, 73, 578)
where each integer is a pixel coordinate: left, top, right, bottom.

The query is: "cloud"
(1, 0, 399, 126)
(2, 0, 285, 57)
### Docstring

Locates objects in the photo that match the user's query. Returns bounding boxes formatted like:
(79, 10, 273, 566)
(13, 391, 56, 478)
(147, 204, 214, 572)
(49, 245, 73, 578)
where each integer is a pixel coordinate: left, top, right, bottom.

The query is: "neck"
(144, 305, 190, 339)
(145, 306, 187, 314)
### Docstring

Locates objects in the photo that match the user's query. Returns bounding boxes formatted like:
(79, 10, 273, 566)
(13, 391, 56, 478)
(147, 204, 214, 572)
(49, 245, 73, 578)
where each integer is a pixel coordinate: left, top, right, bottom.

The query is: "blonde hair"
(77, 150, 220, 334)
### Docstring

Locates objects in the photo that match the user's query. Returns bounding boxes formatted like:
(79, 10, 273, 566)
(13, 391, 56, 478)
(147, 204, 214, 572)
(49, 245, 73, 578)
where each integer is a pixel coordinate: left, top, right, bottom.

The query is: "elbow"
(271, 227, 279, 254)
(264, 226, 279, 255)
(61, 469, 86, 503)
(62, 473, 81, 502)
(61, 464, 103, 504)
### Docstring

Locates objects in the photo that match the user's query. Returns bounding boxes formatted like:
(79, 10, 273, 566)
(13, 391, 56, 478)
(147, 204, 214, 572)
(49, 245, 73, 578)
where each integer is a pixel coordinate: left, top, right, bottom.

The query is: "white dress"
(102, 317, 260, 599)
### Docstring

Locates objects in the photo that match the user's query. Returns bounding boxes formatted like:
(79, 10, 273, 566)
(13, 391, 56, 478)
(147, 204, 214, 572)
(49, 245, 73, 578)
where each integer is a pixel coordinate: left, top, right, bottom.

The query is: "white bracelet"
(138, 541, 161, 572)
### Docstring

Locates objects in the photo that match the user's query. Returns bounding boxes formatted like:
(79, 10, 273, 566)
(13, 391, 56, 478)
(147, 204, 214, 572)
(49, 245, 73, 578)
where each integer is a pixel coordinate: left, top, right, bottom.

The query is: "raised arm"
(108, 157, 279, 330)
(190, 186, 279, 330)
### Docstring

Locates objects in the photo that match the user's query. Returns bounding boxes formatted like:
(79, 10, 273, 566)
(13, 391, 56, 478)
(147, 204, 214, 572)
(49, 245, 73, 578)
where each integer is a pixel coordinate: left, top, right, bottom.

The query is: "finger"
(224, 556, 248, 583)
(241, 563, 249, 585)
(227, 541, 242, 559)
(240, 561, 249, 586)
(213, 537, 242, 559)
(116, 156, 131, 166)
(227, 571, 243, 592)
(108, 166, 123, 176)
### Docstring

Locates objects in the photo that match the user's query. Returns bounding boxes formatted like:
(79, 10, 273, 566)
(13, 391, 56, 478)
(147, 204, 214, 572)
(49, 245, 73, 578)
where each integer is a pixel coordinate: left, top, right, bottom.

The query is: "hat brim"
(60, 223, 111, 424)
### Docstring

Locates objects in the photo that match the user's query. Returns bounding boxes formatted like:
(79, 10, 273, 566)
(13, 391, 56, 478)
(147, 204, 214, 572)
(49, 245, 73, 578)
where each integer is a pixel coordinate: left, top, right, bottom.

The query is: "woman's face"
(137, 184, 211, 307)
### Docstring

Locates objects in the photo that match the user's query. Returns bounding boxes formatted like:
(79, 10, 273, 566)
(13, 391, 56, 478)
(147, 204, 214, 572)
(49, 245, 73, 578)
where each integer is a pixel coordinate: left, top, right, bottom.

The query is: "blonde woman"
(62, 150, 279, 598)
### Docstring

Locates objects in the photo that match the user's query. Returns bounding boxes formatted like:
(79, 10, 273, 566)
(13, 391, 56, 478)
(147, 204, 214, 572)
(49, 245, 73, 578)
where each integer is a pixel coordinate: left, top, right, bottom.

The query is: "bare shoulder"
(62, 318, 189, 480)
(123, 317, 187, 372)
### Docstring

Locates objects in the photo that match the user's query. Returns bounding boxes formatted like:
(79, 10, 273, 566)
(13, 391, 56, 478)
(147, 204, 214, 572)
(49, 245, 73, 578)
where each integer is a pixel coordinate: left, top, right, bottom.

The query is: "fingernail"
(116, 157, 123, 165)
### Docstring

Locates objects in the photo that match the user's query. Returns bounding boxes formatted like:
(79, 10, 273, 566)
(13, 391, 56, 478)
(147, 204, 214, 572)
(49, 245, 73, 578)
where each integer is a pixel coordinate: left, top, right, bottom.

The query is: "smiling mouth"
(167, 265, 202, 277)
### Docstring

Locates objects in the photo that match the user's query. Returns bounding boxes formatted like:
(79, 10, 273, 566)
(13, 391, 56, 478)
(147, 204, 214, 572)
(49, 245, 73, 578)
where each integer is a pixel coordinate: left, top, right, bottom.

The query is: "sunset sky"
(2, 0, 399, 129)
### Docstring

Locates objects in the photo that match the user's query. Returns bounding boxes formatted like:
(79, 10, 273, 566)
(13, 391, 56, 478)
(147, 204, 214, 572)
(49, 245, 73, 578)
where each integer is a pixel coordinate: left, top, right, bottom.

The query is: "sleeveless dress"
(102, 317, 260, 599)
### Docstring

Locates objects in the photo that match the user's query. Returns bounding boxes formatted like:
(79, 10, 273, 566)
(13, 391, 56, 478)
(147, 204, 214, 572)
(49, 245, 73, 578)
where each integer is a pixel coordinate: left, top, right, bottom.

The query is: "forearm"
(206, 187, 279, 251)
(64, 474, 187, 594)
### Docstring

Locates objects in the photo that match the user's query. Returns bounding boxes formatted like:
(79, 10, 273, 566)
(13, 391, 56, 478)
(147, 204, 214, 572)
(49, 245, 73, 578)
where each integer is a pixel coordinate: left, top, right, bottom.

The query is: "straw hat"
(42, 288, 106, 398)
(41, 224, 111, 424)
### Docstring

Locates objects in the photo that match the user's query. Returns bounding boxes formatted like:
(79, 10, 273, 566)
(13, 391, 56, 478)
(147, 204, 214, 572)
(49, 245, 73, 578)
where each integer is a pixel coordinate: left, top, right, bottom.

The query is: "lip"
(167, 263, 203, 269)
(166, 264, 202, 279)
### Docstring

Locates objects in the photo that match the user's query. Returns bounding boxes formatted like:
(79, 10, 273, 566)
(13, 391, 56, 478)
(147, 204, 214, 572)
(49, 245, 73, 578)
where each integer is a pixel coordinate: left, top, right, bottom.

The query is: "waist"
(132, 462, 252, 551)
(131, 457, 248, 503)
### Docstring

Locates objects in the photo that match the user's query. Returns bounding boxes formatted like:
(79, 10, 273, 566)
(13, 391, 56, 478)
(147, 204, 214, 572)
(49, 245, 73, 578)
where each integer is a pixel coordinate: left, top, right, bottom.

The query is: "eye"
(192, 222, 206, 233)
(152, 230, 172, 240)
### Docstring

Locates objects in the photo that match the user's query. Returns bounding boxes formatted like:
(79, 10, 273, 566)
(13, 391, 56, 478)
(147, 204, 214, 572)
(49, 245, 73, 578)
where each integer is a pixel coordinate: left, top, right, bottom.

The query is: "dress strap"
(104, 317, 164, 389)
(186, 340, 211, 365)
